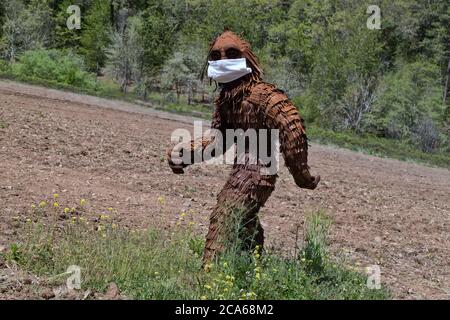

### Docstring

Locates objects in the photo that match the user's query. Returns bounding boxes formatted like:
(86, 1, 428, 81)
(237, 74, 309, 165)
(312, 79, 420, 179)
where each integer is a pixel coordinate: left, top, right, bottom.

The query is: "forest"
(0, 0, 449, 158)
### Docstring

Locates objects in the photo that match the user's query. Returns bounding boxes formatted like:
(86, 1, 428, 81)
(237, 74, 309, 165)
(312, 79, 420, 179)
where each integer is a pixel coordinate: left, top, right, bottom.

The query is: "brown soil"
(0, 80, 449, 299)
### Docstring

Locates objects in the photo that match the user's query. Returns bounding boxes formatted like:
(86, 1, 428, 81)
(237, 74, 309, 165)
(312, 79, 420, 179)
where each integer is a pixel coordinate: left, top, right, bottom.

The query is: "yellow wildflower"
(80, 199, 86, 206)
(204, 263, 213, 272)
(247, 292, 256, 299)
(53, 202, 59, 208)
(64, 207, 70, 214)
(53, 193, 59, 199)
(157, 196, 165, 205)
(39, 201, 47, 208)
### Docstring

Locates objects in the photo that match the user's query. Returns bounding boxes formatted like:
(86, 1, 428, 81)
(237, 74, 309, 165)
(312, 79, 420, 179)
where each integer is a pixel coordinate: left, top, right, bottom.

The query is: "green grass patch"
(152, 102, 212, 119)
(0, 120, 8, 129)
(0, 69, 135, 102)
(3, 202, 389, 300)
(308, 125, 450, 169)
(138, 91, 213, 119)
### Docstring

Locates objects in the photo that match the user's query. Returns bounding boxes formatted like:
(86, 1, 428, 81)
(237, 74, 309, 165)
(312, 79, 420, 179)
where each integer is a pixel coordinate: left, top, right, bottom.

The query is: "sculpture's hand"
(294, 169, 320, 190)
(166, 144, 188, 174)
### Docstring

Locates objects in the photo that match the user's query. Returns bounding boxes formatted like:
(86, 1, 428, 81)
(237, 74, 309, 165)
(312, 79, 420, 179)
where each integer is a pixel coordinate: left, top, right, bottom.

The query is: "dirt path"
(0, 80, 449, 299)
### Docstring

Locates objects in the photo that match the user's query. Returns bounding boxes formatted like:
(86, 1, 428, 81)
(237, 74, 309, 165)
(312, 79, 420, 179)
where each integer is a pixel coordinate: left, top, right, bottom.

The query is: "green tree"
(138, 5, 177, 95)
(80, 0, 111, 74)
(365, 0, 449, 82)
(364, 61, 445, 151)
(106, 31, 132, 92)
(0, 0, 53, 61)
(161, 39, 205, 104)
(295, 0, 383, 128)
(106, 14, 148, 94)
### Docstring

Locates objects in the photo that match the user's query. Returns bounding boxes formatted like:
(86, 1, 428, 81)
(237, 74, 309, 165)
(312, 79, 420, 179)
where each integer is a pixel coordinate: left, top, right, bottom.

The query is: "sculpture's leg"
(202, 165, 277, 265)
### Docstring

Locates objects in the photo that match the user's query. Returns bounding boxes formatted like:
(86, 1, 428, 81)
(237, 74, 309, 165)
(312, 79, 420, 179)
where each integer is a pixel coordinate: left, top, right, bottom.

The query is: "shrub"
(11, 49, 98, 90)
(308, 124, 450, 169)
(292, 91, 322, 125)
(0, 59, 10, 73)
(300, 210, 332, 275)
(412, 117, 440, 153)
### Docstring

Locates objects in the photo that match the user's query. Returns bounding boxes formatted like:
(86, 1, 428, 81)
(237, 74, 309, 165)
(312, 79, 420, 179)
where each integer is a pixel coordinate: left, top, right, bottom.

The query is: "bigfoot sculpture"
(167, 30, 320, 264)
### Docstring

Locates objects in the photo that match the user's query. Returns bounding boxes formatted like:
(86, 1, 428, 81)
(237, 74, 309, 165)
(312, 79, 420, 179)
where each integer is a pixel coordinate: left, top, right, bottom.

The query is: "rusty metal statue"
(167, 30, 320, 265)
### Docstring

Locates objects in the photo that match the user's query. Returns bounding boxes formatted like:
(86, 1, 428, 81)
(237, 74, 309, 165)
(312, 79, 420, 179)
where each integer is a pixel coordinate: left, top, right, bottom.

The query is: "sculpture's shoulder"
(246, 81, 290, 109)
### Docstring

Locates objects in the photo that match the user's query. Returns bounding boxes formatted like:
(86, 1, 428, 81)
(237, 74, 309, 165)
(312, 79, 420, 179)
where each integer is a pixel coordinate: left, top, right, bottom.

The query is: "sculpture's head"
(202, 29, 262, 84)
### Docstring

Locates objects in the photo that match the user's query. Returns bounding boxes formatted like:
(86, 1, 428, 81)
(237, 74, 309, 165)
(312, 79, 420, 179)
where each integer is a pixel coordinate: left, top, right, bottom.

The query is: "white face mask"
(207, 58, 252, 83)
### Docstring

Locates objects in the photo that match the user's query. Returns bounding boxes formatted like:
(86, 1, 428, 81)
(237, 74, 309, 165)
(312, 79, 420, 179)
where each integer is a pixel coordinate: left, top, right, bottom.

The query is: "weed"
(6, 198, 390, 300)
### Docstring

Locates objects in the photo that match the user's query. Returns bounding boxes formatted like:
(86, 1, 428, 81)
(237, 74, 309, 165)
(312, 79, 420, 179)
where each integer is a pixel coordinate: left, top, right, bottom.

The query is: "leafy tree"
(298, 1, 383, 128)
(80, 0, 111, 74)
(126, 15, 147, 98)
(0, 0, 53, 61)
(364, 61, 444, 150)
(0, 2, 4, 40)
(106, 13, 147, 93)
(106, 31, 132, 92)
(161, 39, 205, 104)
(138, 5, 177, 95)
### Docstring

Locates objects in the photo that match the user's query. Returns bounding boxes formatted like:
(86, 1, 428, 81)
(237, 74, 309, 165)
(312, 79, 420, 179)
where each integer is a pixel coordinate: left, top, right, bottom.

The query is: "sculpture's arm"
(167, 105, 225, 174)
(264, 92, 320, 189)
